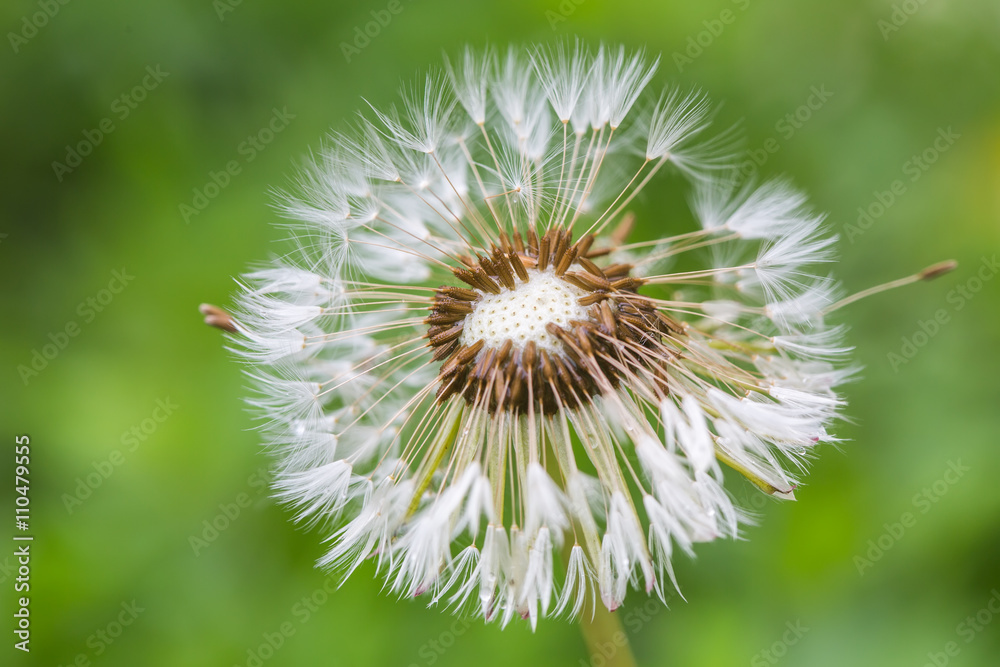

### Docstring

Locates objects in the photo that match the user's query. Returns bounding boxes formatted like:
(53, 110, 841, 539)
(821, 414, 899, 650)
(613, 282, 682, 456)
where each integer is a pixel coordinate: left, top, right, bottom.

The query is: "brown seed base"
(425, 226, 681, 415)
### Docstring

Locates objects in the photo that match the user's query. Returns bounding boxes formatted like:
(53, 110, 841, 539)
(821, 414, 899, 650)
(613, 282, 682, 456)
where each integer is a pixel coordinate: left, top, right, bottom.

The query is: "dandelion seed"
(223, 43, 857, 628)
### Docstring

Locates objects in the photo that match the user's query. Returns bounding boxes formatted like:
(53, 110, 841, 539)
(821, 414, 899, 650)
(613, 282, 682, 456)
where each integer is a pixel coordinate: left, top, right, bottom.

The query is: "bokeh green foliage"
(2, 0, 999, 665)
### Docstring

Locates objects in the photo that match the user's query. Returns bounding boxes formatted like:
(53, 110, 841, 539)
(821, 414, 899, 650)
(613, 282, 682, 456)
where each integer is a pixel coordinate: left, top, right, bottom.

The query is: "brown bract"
(425, 226, 683, 415)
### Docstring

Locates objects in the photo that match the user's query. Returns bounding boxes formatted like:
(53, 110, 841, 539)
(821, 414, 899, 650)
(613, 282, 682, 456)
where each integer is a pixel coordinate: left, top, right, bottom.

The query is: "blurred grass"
(1, 0, 999, 665)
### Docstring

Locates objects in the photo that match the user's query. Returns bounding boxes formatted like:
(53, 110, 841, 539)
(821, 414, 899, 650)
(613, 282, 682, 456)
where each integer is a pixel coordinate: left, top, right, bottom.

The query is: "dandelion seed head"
(228, 41, 852, 628)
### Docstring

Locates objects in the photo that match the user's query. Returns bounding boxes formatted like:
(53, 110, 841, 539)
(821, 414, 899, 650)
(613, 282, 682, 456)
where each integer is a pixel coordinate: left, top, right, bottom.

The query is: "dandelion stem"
(578, 602, 638, 667)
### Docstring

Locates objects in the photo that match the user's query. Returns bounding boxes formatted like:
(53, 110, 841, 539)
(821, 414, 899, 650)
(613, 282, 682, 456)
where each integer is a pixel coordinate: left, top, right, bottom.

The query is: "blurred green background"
(2, 0, 999, 665)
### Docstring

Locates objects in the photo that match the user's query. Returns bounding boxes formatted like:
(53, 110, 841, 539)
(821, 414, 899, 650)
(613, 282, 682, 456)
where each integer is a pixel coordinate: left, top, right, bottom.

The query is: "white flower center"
(460, 269, 590, 354)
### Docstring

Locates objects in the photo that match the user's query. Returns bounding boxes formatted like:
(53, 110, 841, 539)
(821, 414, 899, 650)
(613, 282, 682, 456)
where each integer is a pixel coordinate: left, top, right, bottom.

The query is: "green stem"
(579, 601, 638, 667)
